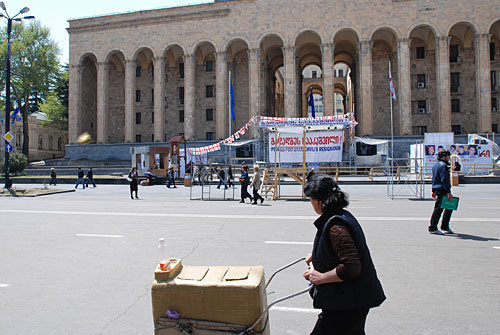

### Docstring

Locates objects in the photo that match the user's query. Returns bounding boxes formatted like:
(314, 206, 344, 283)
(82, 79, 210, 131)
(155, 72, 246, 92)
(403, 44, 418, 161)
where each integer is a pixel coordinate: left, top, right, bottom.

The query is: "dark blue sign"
(5, 144, 13, 153)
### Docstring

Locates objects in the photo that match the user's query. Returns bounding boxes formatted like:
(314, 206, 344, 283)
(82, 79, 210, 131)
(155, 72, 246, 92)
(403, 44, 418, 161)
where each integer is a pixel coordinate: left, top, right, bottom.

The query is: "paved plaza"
(0, 183, 499, 335)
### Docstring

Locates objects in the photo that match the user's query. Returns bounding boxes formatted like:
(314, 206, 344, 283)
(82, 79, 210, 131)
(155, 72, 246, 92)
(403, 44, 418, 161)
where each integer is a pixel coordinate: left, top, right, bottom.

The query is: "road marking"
(494, 247, 500, 249)
(0, 284, 10, 288)
(266, 241, 313, 245)
(1, 209, 499, 222)
(270, 306, 320, 314)
(469, 207, 499, 209)
(76, 234, 124, 238)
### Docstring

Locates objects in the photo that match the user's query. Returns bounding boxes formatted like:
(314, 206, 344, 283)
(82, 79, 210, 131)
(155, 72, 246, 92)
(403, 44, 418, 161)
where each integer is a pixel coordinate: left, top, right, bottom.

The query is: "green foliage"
(0, 152, 28, 175)
(40, 92, 67, 130)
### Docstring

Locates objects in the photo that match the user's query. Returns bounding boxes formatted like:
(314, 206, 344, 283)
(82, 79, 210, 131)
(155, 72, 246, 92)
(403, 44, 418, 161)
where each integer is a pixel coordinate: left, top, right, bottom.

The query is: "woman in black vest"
(303, 175, 385, 335)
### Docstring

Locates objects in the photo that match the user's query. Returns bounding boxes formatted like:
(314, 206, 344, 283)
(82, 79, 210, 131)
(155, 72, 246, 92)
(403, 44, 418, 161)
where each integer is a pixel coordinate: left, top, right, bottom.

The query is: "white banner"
(268, 131, 344, 163)
(425, 144, 493, 174)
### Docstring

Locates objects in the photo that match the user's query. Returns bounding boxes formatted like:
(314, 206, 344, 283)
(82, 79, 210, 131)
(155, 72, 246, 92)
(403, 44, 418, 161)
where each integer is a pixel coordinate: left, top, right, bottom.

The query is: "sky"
(3, 0, 213, 64)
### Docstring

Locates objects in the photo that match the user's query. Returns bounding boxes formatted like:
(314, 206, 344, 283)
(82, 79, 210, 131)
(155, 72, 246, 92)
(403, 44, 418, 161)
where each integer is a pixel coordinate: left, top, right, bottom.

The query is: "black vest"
(311, 210, 386, 311)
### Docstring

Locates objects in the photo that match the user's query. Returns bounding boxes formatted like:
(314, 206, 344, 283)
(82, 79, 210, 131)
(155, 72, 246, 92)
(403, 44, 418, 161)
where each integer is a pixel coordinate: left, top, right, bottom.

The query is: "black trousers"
(253, 187, 263, 203)
(310, 308, 369, 335)
(429, 189, 453, 231)
(240, 184, 252, 201)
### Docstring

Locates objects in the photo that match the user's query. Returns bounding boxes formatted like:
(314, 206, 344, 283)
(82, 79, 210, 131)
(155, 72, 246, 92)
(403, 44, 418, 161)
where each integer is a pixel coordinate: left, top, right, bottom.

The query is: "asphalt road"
(0, 183, 499, 335)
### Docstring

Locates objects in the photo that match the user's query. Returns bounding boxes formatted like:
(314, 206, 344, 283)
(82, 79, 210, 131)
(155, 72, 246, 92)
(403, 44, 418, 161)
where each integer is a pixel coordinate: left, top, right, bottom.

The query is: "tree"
(0, 20, 61, 158)
(0, 151, 27, 175)
(40, 91, 67, 130)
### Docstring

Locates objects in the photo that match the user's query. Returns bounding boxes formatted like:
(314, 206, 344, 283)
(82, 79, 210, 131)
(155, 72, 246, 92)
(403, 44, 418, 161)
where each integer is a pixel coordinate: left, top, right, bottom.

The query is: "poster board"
(424, 144, 493, 174)
(268, 130, 344, 163)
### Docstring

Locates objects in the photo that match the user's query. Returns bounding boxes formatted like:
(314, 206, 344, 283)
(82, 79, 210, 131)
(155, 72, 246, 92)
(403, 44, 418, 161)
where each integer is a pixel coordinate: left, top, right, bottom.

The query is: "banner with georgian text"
(268, 130, 344, 163)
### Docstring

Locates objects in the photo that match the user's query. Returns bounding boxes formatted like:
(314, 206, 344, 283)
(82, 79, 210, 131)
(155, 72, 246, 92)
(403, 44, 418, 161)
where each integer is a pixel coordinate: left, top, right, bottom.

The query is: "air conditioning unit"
(417, 82, 425, 88)
(419, 108, 426, 114)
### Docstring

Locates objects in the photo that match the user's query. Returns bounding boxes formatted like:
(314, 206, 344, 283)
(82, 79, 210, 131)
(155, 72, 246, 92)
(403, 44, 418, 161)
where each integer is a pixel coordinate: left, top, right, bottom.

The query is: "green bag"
(440, 196, 459, 211)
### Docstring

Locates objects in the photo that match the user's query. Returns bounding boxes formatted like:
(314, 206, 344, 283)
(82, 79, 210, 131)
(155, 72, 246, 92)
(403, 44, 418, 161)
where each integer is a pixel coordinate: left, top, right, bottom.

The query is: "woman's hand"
(304, 269, 325, 285)
(305, 253, 312, 265)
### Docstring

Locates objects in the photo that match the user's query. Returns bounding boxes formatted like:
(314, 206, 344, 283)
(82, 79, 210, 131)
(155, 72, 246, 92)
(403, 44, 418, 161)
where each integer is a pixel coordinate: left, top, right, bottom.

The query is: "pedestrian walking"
(250, 165, 264, 204)
(303, 175, 385, 334)
(86, 168, 97, 188)
(429, 150, 455, 235)
(75, 168, 85, 189)
(128, 167, 139, 199)
(49, 168, 57, 186)
(238, 164, 252, 203)
(227, 165, 234, 187)
(166, 167, 177, 188)
(217, 167, 227, 189)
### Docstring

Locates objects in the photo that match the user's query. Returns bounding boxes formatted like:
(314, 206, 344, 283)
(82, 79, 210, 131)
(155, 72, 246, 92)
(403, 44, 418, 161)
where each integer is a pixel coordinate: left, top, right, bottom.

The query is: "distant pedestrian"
(238, 164, 252, 203)
(227, 165, 234, 187)
(75, 168, 85, 189)
(128, 167, 139, 199)
(49, 168, 57, 186)
(86, 168, 96, 188)
(250, 165, 264, 204)
(166, 167, 177, 188)
(429, 150, 455, 235)
(217, 167, 227, 189)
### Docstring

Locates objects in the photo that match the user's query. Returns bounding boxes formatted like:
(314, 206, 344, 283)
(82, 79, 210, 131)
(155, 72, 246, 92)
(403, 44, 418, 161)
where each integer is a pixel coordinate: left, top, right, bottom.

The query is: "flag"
(11, 107, 21, 125)
(308, 88, 316, 118)
(389, 62, 396, 100)
(229, 71, 235, 121)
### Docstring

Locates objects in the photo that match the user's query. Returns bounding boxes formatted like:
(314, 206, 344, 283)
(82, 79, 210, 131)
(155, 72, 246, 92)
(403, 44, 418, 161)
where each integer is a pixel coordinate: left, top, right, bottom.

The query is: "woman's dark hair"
(437, 149, 451, 160)
(304, 175, 349, 214)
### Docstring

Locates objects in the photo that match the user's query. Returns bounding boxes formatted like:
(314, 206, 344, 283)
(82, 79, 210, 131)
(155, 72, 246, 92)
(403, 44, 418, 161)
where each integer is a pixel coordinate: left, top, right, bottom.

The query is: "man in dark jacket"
(86, 168, 96, 188)
(429, 150, 454, 235)
(75, 168, 85, 189)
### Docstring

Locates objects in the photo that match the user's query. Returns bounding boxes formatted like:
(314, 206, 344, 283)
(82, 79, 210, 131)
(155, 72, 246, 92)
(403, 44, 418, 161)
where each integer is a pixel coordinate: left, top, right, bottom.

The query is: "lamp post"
(1, 2, 34, 188)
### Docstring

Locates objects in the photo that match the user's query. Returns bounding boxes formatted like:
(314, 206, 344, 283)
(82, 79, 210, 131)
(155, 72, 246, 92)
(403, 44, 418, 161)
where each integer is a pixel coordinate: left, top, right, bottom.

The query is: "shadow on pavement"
(451, 233, 499, 242)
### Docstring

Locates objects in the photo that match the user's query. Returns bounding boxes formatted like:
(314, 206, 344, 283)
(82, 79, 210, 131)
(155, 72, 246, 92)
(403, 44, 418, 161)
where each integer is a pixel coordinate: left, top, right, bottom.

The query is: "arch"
(132, 46, 156, 61)
(406, 23, 439, 39)
(105, 50, 126, 72)
(446, 20, 479, 37)
(104, 48, 127, 63)
(225, 38, 250, 62)
(305, 83, 323, 95)
(78, 52, 98, 66)
(369, 25, 400, 42)
(487, 18, 500, 34)
(258, 31, 286, 49)
(162, 42, 187, 57)
(163, 44, 186, 66)
(294, 29, 323, 47)
(333, 28, 361, 44)
(223, 36, 251, 53)
(190, 38, 218, 55)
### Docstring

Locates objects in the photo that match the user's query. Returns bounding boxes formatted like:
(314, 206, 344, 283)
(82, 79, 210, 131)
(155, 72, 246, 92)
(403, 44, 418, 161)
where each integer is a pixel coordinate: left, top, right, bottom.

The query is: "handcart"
(154, 258, 312, 335)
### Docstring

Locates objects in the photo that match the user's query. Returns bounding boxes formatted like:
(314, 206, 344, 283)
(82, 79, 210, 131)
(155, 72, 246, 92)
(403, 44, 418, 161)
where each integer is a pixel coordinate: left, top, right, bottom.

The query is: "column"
(153, 56, 165, 142)
(283, 46, 298, 117)
(124, 59, 136, 142)
(248, 48, 261, 137)
(322, 43, 335, 116)
(435, 36, 451, 132)
(96, 62, 109, 144)
(183, 54, 196, 140)
(215, 51, 228, 139)
(68, 64, 81, 143)
(397, 38, 412, 135)
(359, 40, 373, 135)
(475, 33, 492, 132)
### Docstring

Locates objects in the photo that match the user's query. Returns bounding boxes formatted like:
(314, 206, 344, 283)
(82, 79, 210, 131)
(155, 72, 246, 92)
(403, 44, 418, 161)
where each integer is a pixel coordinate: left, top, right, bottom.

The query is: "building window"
(206, 108, 214, 121)
(179, 63, 184, 78)
(136, 66, 141, 77)
(491, 42, 496, 61)
(178, 87, 184, 105)
(206, 85, 214, 98)
(16, 132, 21, 148)
(312, 70, 317, 78)
(136, 135, 142, 143)
(417, 74, 426, 88)
(152, 134, 154, 142)
(206, 132, 215, 140)
(449, 45, 459, 63)
(491, 71, 496, 91)
(136, 90, 141, 102)
(417, 100, 426, 113)
(493, 124, 498, 133)
(152, 112, 154, 124)
(492, 97, 498, 112)
(151, 89, 154, 105)
(206, 60, 214, 72)
(49, 136, 53, 150)
(451, 99, 460, 113)
(450, 72, 460, 92)
(179, 110, 184, 123)
(58, 137, 62, 151)
(451, 125, 461, 134)
(136, 112, 141, 124)
(38, 136, 43, 150)
(338, 69, 344, 77)
(416, 46, 425, 59)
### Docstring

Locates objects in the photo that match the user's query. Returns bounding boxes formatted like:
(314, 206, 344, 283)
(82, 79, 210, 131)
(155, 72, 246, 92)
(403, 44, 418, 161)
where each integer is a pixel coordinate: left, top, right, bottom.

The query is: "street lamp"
(1, 2, 34, 188)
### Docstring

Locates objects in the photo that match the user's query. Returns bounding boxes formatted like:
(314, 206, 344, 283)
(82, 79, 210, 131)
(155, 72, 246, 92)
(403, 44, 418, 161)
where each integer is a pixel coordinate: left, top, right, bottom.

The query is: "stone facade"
(67, 0, 500, 144)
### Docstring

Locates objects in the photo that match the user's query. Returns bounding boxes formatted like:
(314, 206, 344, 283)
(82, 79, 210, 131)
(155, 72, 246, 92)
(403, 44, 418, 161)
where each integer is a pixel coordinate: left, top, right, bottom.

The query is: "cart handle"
(265, 257, 305, 288)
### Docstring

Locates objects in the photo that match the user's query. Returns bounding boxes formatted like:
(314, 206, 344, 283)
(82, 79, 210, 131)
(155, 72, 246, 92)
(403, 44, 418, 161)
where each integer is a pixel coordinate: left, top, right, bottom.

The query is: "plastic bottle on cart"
(158, 238, 170, 271)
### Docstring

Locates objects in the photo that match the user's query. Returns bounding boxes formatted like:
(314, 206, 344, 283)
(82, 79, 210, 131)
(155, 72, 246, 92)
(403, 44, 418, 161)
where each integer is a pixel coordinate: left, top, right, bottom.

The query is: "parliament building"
(67, 0, 500, 145)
